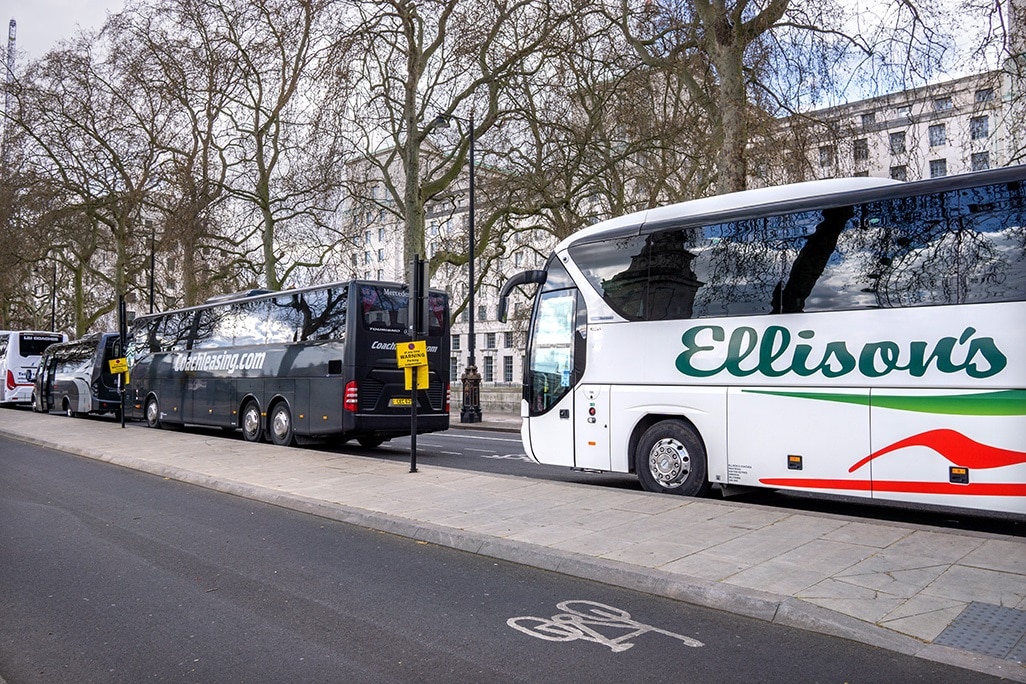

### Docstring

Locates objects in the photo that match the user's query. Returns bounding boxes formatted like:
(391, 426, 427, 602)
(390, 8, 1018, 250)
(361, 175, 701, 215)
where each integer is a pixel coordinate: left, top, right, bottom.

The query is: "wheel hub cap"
(244, 409, 259, 434)
(649, 438, 691, 488)
(272, 410, 289, 439)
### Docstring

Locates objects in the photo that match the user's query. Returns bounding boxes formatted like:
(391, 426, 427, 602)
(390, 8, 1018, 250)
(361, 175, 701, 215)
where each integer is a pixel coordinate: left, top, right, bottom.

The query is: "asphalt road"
(0, 436, 1003, 683)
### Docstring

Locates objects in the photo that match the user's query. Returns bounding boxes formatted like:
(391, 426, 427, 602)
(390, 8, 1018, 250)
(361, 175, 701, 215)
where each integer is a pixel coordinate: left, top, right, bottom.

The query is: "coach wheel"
(64, 399, 77, 418)
(635, 420, 710, 497)
(241, 401, 263, 443)
(145, 396, 161, 429)
(356, 436, 385, 449)
(269, 402, 296, 447)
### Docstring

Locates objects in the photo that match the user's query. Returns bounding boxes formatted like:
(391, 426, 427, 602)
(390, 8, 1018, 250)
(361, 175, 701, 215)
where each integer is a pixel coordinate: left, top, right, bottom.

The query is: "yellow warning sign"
(396, 340, 428, 369)
(108, 357, 129, 374)
(404, 364, 429, 390)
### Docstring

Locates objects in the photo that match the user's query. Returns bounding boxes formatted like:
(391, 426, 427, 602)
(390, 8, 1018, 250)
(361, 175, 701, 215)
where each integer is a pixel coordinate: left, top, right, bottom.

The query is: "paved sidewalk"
(1, 409, 1024, 680)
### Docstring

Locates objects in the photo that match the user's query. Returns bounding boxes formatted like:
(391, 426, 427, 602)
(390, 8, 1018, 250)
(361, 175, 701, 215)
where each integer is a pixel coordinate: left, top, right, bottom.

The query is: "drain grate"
(934, 602, 1026, 662)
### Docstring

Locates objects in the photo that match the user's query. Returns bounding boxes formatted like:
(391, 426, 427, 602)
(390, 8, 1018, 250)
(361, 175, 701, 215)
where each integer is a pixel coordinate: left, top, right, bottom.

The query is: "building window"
(934, 96, 952, 112)
(818, 145, 835, 168)
(485, 332, 497, 349)
(896, 104, 912, 118)
(364, 251, 371, 264)
(504, 331, 515, 348)
(450, 358, 459, 383)
(365, 231, 372, 244)
(970, 116, 989, 140)
(853, 138, 869, 162)
(478, 305, 488, 321)
(378, 227, 385, 240)
(890, 165, 907, 181)
(451, 334, 460, 351)
(483, 357, 494, 383)
(377, 248, 384, 261)
(929, 159, 947, 178)
(503, 356, 514, 383)
(975, 88, 994, 103)
(889, 132, 906, 155)
(860, 112, 876, 127)
(928, 124, 946, 147)
(376, 269, 383, 280)
(971, 151, 990, 171)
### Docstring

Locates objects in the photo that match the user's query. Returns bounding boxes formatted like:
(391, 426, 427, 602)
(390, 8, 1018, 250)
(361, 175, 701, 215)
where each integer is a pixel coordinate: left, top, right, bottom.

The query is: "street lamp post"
(432, 112, 482, 423)
(146, 219, 155, 313)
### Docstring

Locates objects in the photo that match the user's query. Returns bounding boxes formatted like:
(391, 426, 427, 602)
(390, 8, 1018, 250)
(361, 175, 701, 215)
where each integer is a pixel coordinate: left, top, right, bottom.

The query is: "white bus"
(499, 166, 1026, 515)
(0, 330, 67, 406)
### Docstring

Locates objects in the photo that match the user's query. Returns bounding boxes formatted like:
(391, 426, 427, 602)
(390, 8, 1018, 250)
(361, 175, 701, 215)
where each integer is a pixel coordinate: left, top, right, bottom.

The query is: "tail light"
(6, 370, 15, 390)
(344, 381, 358, 412)
(445, 383, 450, 413)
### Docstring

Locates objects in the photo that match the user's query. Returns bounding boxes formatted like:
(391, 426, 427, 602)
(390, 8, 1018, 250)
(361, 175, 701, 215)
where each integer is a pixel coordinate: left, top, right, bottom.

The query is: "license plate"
(390, 397, 413, 406)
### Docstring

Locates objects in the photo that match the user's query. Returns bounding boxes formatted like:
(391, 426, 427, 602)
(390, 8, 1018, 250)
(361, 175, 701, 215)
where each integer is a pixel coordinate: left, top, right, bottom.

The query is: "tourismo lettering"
(675, 325, 1007, 380)
(171, 351, 267, 373)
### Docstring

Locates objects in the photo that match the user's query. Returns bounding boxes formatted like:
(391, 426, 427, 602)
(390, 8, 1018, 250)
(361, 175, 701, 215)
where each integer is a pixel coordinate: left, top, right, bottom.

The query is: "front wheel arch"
(633, 417, 710, 497)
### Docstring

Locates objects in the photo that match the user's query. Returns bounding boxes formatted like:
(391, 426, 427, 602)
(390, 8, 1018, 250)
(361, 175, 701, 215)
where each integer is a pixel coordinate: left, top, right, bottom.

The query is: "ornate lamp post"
(431, 112, 482, 423)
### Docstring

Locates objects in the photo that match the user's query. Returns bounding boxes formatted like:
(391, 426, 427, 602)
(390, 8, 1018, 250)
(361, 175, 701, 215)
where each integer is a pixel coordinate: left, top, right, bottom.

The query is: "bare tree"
(613, 0, 952, 194)
(4, 31, 173, 334)
(336, 0, 573, 286)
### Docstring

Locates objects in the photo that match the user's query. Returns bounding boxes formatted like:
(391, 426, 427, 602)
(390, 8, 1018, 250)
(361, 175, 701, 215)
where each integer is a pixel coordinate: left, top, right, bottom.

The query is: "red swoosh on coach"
(849, 429, 1026, 473)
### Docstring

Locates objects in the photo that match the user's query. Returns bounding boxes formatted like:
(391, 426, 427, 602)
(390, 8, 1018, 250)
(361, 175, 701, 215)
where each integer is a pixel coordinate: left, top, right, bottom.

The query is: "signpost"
(402, 256, 431, 473)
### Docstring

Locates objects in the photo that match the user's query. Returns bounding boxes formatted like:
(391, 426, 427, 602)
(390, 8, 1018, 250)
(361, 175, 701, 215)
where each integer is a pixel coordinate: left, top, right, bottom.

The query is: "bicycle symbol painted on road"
(507, 600, 704, 652)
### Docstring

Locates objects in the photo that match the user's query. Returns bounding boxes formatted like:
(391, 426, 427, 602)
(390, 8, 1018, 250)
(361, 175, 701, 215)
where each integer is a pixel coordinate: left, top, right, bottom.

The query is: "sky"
(3, 0, 124, 62)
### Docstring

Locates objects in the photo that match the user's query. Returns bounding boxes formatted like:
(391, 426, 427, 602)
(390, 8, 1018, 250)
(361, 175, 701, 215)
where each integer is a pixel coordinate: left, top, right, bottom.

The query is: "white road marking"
(508, 600, 704, 652)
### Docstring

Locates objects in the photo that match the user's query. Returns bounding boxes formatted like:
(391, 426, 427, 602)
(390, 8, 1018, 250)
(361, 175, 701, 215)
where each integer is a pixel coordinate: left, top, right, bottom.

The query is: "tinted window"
(540, 256, 576, 292)
(55, 341, 93, 376)
(19, 333, 63, 356)
(568, 180, 1026, 320)
(300, 287, 349, 341)
(360, 285, 407, 332)
(157, 312, 194, 351)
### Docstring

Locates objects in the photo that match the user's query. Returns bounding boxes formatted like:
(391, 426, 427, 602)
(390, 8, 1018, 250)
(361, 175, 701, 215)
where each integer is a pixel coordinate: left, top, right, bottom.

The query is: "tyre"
(634, 420, 710, 497)
(241, 401, 263, 443)
(268, 402, 296, 447)
(64, 399, 77, 418)
(356, 435, 385, 449)
(145, 396, 161, 428)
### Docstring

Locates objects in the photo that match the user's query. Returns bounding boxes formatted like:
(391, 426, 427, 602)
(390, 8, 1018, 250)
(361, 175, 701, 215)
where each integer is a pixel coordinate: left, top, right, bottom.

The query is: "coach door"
(524, 281, 588, 469)
(39, 354, 59, 411)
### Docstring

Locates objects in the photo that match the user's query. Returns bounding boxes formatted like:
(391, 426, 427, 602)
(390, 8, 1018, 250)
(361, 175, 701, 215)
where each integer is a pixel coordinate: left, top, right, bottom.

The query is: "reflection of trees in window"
(307, 288, 348, 340)
(269, 295, 305, 342)
(567, 181, 1024, 322)
(694, 215, 802, 317)
(773, 206, 855, 313)
(156, 312, 194, 352)
(297, 288, 349, 341)
(872, 183, 1026, 306)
